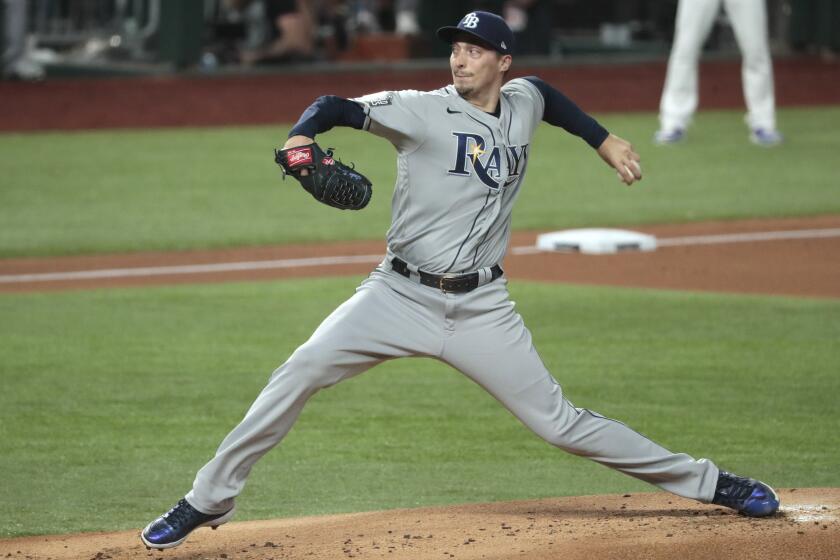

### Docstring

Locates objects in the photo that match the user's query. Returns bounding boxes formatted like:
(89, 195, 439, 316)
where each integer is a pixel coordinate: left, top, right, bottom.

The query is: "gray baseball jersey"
(353, 79, 541, 273)
(185, 80, 720, 516)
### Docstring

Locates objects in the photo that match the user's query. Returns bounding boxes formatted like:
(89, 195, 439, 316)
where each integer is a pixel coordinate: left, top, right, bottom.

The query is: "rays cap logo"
(437, 11, 514, 54)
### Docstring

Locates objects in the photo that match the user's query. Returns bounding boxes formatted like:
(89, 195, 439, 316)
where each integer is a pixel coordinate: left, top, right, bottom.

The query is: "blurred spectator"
(503, 0, 552, 55)
(2, 0, 44, 80)
(318, 0, 350, 58)
(345, 0, 421, 34)
(240, 0, 316, 64)
(395, 0, 420, 35)
(213, 0, 355, 64)
(789, 0, 840, 61)
(373, 0, 395, 32)
(347, 0, 390, 33)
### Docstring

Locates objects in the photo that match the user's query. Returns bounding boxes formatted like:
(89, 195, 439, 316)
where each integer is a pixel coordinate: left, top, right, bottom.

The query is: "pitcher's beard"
(454, 84, 474, 99)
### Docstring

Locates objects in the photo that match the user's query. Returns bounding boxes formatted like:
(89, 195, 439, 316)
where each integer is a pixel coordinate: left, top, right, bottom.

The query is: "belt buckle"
(439, 273, 461, 293)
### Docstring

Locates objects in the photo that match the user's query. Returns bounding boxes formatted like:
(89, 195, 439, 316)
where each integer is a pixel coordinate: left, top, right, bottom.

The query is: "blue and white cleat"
(749, 128, 783, 147)
(712, 470, 780, 517)
(653, 128, 685, 145)
(141, 498, 235, 549)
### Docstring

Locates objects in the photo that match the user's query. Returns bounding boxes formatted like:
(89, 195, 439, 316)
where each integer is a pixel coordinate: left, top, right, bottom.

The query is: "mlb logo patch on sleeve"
(368, 96, 393, 107)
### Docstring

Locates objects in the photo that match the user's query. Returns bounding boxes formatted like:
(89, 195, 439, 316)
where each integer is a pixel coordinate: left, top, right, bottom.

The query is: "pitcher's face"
(450, 39, 510, 100)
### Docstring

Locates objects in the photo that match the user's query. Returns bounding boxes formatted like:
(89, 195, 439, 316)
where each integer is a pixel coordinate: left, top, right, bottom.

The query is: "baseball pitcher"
(142, 11, 780, 551)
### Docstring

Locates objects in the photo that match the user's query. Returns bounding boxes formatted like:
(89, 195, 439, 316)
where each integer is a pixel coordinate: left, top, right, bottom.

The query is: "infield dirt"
(3, 214, 840, 298)
(1, 489, 838, 560)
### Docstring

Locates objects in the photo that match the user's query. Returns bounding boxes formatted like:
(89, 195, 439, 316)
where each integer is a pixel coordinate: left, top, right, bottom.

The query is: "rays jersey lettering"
(447, 132, 529, 189)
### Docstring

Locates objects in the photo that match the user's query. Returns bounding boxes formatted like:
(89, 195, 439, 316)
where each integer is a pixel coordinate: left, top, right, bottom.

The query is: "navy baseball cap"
(437, 11, 514, 55)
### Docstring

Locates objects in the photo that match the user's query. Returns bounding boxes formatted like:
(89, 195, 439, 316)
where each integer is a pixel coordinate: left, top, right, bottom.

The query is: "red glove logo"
(287, 147, 313, 167)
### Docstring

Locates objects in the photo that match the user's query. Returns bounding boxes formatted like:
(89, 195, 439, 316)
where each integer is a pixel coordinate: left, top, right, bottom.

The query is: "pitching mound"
(2, 488, 838, 560)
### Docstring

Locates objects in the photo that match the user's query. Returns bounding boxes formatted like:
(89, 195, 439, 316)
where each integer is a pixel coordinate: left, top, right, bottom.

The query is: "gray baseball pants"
(187, 265, 719, 514)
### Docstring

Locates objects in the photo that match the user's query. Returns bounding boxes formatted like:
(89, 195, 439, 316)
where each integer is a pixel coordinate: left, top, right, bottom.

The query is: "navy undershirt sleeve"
(523, 76, 609, 149)
(288, 95, 366, 138)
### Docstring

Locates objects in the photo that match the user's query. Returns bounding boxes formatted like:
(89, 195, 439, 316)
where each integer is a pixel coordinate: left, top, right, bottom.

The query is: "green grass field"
(1, 107, 838, 257)
(1, 107, 839, 538)
(1, 278, 838, 537)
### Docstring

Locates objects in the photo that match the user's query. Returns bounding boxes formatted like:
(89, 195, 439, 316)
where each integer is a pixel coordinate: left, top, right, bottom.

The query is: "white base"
(536, 228, 657, 255)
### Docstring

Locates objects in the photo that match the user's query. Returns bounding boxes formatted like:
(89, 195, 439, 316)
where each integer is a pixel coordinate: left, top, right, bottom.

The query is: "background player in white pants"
(141, 10, 781, 551)
(655, 0, 783, 146)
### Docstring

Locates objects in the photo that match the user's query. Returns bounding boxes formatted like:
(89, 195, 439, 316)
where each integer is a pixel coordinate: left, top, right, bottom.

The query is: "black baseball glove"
(275, 143, 372, 210)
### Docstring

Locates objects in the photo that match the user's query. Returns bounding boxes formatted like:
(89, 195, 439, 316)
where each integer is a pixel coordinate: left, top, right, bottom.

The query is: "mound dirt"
(1, 489, 838, 560)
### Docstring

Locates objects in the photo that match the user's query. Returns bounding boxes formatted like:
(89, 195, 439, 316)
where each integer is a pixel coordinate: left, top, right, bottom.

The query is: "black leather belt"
(390, 257, 503, 294)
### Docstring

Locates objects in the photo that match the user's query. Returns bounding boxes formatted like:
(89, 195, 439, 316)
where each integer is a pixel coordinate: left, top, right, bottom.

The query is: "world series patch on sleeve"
(275, 143, 372, 210)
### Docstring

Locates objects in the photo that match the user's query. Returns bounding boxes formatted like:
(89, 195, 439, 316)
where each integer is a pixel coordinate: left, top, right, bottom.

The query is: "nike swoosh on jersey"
(446, 107, 462, 114)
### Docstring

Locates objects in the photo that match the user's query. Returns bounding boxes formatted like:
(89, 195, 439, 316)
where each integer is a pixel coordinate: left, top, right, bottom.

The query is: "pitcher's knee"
(540, 424, 576, 448)
(537, 408, 589, 449)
